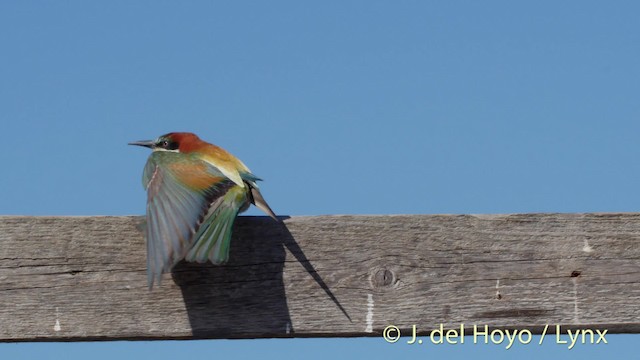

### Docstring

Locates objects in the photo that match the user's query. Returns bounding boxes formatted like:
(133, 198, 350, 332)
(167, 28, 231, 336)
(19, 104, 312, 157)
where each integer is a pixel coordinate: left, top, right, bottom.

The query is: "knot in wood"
(372, 268, 394, 288)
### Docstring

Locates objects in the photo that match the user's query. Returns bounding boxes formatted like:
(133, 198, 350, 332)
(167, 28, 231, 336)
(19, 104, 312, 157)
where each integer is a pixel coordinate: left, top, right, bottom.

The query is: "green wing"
(185, 185, 247, 264)
(142, 151, 233, 288)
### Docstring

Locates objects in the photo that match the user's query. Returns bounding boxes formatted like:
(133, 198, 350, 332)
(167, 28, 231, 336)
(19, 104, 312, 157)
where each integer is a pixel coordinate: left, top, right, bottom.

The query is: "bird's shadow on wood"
(170, 216, 349, 339)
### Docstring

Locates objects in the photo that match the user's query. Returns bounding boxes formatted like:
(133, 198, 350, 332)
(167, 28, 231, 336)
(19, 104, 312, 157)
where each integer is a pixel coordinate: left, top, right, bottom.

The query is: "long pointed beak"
(128, 140, 155, 148)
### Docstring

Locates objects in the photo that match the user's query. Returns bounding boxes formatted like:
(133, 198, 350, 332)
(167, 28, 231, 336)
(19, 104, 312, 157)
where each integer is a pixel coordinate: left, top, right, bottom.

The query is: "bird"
(129, 132, 278, 288)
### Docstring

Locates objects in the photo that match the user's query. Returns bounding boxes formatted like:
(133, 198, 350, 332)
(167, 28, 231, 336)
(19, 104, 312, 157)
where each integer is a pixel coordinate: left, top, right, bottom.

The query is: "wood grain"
(0, 214, 638, 341)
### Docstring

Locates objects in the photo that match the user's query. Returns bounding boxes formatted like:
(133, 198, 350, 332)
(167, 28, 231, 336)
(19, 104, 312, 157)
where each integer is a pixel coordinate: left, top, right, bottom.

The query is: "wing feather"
(143, 151, 232, 287)
(185, 186, 246, 265)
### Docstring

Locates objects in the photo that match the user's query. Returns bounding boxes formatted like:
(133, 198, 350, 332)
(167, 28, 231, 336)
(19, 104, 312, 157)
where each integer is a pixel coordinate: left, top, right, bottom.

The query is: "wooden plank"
(0, 214, 638, 342)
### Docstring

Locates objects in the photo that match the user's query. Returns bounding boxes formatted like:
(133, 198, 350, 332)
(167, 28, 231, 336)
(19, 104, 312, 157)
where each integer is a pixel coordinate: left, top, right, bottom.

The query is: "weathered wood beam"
(0, 214, 639, 342)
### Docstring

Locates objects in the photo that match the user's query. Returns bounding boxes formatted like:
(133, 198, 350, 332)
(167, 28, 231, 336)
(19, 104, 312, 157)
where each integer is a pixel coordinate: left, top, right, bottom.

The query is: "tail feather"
(250, 186, 279, 222)
(240, 172, 279, 222)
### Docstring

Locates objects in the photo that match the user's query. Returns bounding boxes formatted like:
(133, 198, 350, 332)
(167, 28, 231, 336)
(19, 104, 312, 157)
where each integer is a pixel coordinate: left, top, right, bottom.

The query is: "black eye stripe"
(156, 139, 179, 150)
(167, 142, 179, 150)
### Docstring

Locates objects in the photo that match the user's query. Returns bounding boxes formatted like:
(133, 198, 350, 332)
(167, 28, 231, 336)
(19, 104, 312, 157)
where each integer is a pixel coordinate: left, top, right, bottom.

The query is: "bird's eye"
(161, 140, 169, 148)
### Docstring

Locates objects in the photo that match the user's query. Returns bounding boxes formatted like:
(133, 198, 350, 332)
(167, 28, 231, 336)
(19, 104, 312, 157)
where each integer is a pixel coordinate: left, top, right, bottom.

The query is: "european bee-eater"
(129, 132, 278, 288)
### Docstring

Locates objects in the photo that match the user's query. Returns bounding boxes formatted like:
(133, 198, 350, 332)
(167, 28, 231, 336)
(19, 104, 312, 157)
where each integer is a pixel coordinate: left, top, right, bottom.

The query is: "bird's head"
(128, 132, 203, 153)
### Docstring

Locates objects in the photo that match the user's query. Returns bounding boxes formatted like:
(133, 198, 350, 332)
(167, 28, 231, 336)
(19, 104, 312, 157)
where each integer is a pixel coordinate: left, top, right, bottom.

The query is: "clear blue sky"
(1, 1, 637, 358)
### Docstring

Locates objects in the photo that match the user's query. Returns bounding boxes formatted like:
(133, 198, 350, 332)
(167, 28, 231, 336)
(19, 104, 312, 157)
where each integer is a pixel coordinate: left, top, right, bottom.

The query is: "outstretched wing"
(142, 151, 233, 288)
